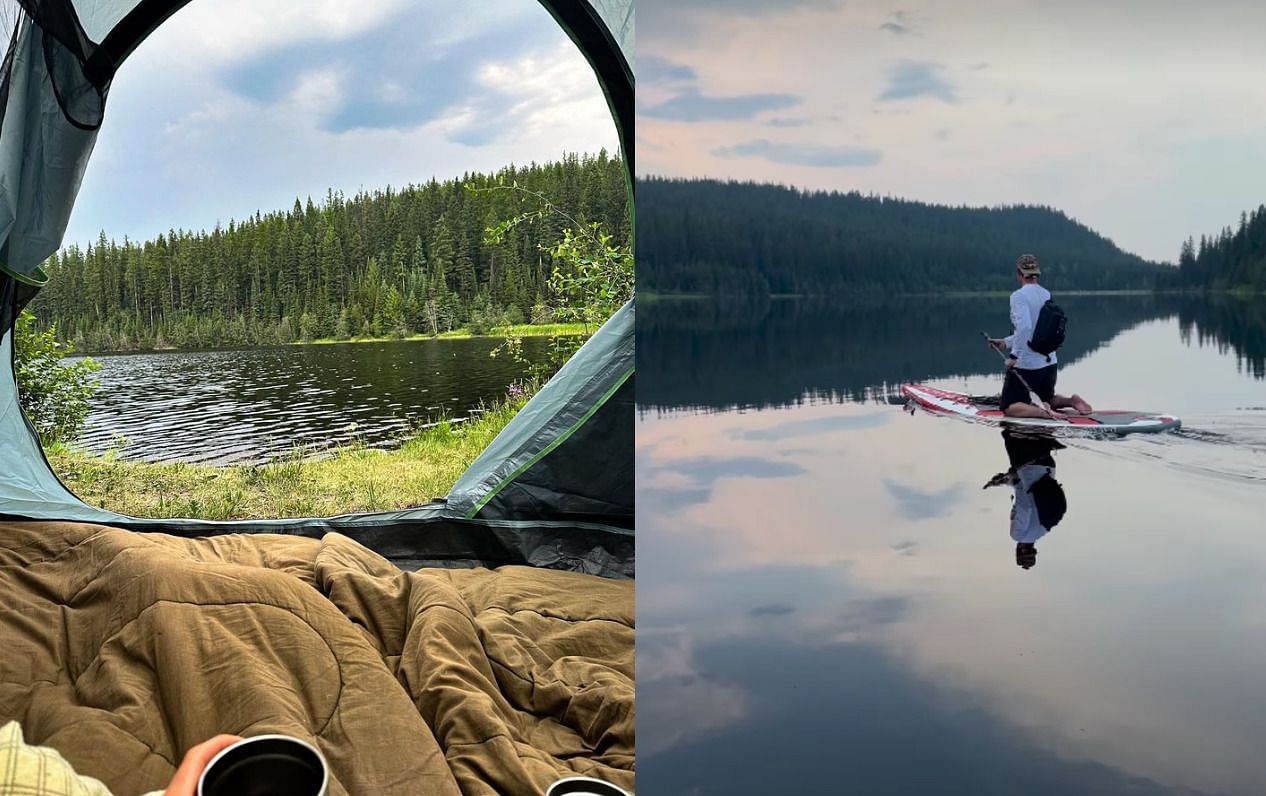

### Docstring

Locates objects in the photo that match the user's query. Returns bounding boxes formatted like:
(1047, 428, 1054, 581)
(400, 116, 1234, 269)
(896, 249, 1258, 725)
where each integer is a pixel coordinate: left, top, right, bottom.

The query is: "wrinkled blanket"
(0, 521, 634, 795)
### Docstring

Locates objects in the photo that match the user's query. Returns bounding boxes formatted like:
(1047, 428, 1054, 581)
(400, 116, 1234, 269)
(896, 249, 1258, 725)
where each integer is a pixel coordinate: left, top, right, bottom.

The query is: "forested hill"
(1177, 204, 1266, 290)
(637, 177, 1170, 295)
(32, 151, 629, 351)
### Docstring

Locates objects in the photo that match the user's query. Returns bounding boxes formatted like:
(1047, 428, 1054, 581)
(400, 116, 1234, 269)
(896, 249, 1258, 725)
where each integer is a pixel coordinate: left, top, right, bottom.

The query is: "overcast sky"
(63, 0, 618, 249)
(637, 0, 1266, 263)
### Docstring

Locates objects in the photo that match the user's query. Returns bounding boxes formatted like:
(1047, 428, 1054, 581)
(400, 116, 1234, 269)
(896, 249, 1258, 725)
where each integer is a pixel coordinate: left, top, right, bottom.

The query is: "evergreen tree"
(29, 154, 629, 351)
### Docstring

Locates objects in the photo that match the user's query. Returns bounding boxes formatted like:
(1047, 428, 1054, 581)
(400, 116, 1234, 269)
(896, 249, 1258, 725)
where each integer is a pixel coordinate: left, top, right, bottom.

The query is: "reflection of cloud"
(714, 139, 882, 168)
(640, 630, 1195, 796)
(877, 60, 959, 103)
(671, 456, 806, 482)
(640, 455, 806, 514)
(750, 603, 796, 617)
(882, 478, 966, 520)
(728, 412, 888, 441)
(641, 88, 801, 122)
(638, 629, 750, 758)
(637, 486, 713, 515)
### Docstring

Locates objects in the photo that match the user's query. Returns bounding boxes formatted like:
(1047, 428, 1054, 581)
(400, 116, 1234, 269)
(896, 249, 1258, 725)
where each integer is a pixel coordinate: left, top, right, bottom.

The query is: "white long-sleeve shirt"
(1010, 464, 1053, 543)
(1003, 283, 1056, 370)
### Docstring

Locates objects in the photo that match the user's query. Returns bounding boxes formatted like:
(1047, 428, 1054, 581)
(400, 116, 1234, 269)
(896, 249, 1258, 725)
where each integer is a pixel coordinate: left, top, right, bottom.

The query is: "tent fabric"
(446, 299, 634, 527)
(0, 520, 635, 795)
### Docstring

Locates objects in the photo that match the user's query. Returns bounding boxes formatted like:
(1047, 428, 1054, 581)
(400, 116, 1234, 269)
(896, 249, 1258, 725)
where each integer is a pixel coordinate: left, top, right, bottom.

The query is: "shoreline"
(68, 322, 589, 356)
(46, 388, 533, 520)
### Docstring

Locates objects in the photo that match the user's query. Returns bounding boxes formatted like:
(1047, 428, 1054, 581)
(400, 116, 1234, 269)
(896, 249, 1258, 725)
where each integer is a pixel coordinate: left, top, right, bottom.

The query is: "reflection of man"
(983, 430, 1067, 569)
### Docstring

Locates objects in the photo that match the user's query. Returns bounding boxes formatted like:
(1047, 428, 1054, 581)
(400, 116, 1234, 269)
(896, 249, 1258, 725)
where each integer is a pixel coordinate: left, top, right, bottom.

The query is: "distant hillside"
(637, 177, 1171, 295)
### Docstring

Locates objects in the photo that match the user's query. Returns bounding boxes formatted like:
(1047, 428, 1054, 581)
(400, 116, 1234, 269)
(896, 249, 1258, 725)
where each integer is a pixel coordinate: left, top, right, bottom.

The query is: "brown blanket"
(0, 521, 634, 795)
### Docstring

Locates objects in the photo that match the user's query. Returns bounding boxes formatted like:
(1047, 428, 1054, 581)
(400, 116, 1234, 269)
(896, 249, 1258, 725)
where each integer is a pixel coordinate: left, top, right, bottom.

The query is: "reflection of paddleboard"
(900, 384, 1182, 434)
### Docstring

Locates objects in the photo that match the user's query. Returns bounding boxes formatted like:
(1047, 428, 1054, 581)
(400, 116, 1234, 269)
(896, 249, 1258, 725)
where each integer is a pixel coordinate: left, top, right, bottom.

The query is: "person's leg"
(1004, 401, 1054, 418)
(1033, 364, 1091, 414)
(999, 369, 1041, 417)
(1004, 366, 1055, 418)
(1051, 394, 1092, 413)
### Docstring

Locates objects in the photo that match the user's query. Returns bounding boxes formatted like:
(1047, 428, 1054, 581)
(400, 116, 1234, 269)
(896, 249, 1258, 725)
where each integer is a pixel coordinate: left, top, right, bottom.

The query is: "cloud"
(640, 0, 835, 13)
(891, 540, 919, 556)
(877, 60, 959, 103)
(767, 117, 813, 128)
(713, 139, 882, 168)
(640, 88, 802, 122)
(220, 2, 572, 137)
(878, 10, 914, 35)
(640, 54, 698, 86)
(128, 0, 417, 66)
(882, 479, 966, 520)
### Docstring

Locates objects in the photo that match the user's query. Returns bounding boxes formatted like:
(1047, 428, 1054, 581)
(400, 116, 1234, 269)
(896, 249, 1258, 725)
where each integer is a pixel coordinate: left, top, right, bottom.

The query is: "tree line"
(30, 151, 629, 351)
(637, 177, 1171, 295)
(1176, 204, 1266, 291)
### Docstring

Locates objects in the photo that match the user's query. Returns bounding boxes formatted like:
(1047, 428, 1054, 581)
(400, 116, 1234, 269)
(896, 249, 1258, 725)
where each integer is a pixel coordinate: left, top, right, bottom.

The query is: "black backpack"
(1028, 472, 1067, 529)
(1028, 299, 1066, 360)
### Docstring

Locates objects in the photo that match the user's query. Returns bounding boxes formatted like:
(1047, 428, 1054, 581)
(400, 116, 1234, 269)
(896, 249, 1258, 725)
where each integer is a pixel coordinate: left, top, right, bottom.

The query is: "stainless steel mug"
(197, 734, 328, 796)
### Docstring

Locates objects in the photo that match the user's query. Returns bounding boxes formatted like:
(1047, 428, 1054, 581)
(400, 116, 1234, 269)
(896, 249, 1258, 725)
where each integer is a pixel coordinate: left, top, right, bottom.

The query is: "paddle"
(980, 331, 1055, 418)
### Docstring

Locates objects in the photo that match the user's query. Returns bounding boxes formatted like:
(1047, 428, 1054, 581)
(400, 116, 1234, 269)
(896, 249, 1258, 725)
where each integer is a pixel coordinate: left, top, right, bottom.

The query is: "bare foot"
(1071, 394, 1093, 414)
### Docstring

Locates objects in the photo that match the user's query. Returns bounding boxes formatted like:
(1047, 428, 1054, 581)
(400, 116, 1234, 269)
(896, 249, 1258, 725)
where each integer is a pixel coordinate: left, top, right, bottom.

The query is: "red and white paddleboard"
(900, 384, 1181, 434)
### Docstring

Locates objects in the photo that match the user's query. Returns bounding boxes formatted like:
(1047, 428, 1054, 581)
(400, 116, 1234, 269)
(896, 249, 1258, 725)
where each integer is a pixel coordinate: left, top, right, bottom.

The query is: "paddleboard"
(900, 384, 1181, 434)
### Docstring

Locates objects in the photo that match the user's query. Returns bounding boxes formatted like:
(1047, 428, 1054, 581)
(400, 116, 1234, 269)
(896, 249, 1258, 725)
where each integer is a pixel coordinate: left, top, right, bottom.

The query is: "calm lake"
(637, 294, 1266, 795)
(72, 336, 558, 464)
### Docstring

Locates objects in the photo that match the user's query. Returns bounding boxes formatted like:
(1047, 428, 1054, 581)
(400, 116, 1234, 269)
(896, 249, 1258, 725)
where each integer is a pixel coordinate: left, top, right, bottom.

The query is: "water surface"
(73, 336, 557, 464)
(637, 294, 1266, 795)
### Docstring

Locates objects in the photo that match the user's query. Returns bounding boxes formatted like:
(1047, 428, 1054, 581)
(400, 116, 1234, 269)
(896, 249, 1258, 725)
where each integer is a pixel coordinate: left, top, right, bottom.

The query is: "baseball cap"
(1017, 254, 1041, 276)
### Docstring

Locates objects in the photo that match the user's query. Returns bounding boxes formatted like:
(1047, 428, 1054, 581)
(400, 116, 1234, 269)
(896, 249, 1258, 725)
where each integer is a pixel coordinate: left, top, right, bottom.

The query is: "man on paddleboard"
(986, 254, 1093, 419)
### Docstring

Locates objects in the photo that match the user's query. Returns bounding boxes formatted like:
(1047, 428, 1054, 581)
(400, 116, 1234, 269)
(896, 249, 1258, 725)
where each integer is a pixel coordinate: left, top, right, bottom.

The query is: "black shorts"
(1000, 363, 1057, 410)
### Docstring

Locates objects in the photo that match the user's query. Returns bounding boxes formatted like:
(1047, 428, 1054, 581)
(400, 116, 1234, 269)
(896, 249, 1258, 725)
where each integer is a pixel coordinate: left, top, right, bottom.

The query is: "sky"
(636, 0, 1266, 263)
(62, 0, 619, 249)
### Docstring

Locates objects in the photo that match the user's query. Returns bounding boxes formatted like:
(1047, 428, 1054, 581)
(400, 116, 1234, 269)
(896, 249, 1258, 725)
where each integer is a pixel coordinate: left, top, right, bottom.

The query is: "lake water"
(637, 294, 1266, 795)
(72, 336, 557, 464)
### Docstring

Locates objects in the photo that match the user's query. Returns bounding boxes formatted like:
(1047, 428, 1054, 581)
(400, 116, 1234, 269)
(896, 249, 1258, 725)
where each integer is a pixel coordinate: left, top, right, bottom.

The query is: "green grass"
(46, 393, 531, 520)
(297, 322, 587, 345)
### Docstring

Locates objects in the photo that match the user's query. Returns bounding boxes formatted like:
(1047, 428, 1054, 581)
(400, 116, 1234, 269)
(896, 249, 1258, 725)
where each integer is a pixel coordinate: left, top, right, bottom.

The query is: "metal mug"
(546, 776, 633, 796)
(197, 734, 328, 796)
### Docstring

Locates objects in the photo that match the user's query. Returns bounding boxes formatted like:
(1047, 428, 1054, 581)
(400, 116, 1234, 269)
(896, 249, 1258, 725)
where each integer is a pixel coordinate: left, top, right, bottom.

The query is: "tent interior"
(0, 1, 634, 793)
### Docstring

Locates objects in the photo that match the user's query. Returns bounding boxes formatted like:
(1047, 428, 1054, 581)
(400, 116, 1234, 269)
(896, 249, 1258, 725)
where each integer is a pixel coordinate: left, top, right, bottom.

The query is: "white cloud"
(128, 0, 414, 66)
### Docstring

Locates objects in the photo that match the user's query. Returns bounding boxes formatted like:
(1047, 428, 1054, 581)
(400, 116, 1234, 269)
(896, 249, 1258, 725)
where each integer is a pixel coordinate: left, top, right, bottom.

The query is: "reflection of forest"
(1177, 297, 1266, 380)
(638, 295, 1191, 411)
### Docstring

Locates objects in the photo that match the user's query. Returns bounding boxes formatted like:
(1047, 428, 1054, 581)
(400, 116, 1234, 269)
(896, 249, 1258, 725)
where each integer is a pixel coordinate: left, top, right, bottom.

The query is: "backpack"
(1028, 472, 1067, 529)
(1028, 299, 1066, 360)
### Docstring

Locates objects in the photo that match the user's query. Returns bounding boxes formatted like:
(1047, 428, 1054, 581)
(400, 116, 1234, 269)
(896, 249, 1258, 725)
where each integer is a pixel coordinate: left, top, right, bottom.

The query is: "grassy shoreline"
(46, 391, 531, 520)
(301, 322, 588, 346)
(71, 322, 589, 356)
